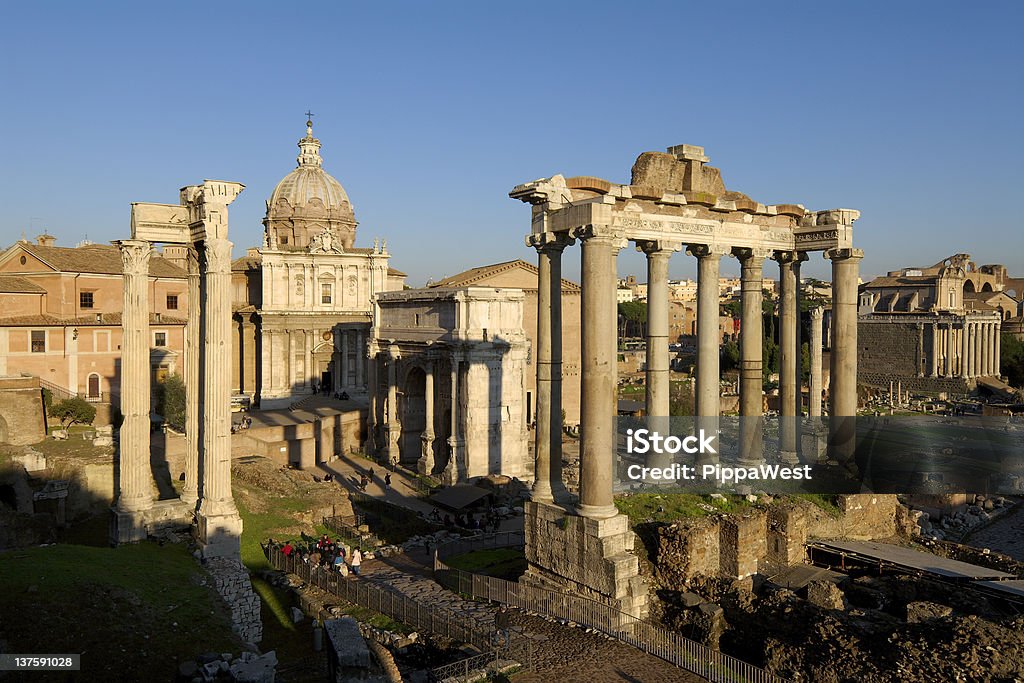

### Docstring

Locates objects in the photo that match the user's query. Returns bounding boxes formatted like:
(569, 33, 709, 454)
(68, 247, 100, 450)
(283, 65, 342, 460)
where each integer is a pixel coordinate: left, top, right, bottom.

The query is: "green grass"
(792, 493, 841, 518)
(445, 548, 526, 579)
(0, 542, 240, 681)
(615, 492, 753, 524)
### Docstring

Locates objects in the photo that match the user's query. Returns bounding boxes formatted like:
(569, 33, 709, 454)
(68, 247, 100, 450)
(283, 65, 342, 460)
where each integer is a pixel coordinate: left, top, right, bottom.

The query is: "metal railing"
(434, 531, 525, 561)
(432, 535, 789, 683)
(265, 545, 533, 676)
(322, 515, 383, 552)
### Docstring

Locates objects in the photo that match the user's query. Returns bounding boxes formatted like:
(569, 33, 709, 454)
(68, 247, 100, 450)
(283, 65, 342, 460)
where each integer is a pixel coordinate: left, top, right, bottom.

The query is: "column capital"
(569, 223, 626, 246)
(117, 240, 153, 275)
(772, 250, 801, 265)
(731, 246, 773, 262)
(686, 243, 727, 259)
(635, 239, 682, 256)
(825, 248, 864, 262)
(202, 238, 234, 274)
(387, 343, 401, 361)
(527, 231, 575, 253)
(810, 306, 824, 321)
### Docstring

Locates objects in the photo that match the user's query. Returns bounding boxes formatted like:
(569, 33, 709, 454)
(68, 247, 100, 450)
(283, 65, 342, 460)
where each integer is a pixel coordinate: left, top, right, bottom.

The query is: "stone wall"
(205, 556, 263, 644)
(857, 318, 973, 395)
(523, 501, 649, 618)
(653, 494, 902, 583)
(0, 376, 45, 445)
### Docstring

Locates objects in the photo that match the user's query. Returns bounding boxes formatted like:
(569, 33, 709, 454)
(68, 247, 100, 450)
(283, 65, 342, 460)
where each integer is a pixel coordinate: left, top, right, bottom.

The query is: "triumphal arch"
(512, 145, 861, 615)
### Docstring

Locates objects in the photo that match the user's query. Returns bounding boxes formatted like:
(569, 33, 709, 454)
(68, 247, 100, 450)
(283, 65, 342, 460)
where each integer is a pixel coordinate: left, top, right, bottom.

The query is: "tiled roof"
(232, 255, 262, 272)
(864, 275, 937, 288)
(0, 275, 46, 294)
(387, 267, 407, 277)
(9, 242, 186, 278)
(0, 312, 186, 326)
(428, 259, 581, 291)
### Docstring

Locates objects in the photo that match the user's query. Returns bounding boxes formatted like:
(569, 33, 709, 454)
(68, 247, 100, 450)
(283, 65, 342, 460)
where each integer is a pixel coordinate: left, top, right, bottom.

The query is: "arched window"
(948, 288, 955, 308)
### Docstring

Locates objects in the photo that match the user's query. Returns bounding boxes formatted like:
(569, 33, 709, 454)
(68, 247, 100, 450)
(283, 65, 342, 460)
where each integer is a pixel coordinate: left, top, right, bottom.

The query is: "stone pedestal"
(523, 501, 648, 619)
(197, 510, 244, 559)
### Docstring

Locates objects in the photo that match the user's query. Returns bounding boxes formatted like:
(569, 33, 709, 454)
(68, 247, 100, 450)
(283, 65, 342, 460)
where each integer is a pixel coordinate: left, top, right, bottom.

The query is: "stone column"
(776, 251, 798, 461)
(735, 248, 767, 463)
(931, 322, 940, 377)
(638, 241, 676, 420)
(529, 234, 570, 502)
(305, 330, 314, 389)
(988, 322, 997, 376)
(690, 245, 722, 420)
(385, 345, 400, 466)
(944, 324, 954, 378)
(639, 240, 677, 471)
(355, 330, 365, 389)
(418, 362, 436, 474)
(827, 249, 863, 463)
(197, 238, 243, 556)
(340, 329, 349, 389)
(113, 240, 154, 543)
(182, 246, 202, 509)
(365, 349, 378, 453)
(973, 323, 982, 377)
(576, 226, 621, 519)
(994, 321, 1001, 377)
(446, 353, 462, 483)
(809, 307, 824, 417)
(958, 321, 966, 378)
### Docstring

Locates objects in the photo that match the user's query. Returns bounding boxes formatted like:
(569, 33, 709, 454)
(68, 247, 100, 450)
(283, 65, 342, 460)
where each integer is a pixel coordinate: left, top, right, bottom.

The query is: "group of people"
(427, 508, 502, 532)
(276, 536, 363, 576)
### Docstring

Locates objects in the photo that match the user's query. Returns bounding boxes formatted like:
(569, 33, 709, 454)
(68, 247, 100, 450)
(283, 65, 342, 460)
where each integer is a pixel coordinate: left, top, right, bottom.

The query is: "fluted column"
(931, 323, 940, 377)
(809, 307, 824, 417)
(690, 245, 722, 420)
(576, 226, 622, 519)
(638, 241, 677, 420)
(735, 248, 767, 463)
(365, 349, 378, 452)
(116, 240, 154, 519)
(418, 362, 436, 474)
(776, 251, 798, 461)
(385, 345, 400, 465)
(963, 322, 973, 379)
(944, 324, 954, 378)
(994, 321, 1001, 377)
(197, 238, 238, 519)
(446, 353, 463, 483)
(182, 246, 201, 509)
(827, 248, 863, 462)
(529, 233, 570, 502)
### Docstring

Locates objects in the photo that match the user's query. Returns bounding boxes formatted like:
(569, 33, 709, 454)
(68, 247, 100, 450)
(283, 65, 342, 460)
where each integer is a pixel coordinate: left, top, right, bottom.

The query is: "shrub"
(50, 397, 97, 429)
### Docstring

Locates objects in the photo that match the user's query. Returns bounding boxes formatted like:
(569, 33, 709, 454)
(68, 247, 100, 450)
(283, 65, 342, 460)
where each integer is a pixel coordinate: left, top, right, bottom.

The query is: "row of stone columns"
(334, 328, 368, 392)
(929, 320, 1000, 378)
(530, 228, 861, 517)
(116, 234, 241, 553)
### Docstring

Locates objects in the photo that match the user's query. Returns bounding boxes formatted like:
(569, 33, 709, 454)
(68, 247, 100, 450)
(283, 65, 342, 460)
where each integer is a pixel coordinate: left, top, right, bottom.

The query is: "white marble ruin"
(512, 145, 861, 616)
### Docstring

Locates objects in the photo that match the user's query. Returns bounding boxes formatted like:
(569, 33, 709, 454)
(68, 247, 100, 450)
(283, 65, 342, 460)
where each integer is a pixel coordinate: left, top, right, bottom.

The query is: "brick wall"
(0, 377, 45, 445)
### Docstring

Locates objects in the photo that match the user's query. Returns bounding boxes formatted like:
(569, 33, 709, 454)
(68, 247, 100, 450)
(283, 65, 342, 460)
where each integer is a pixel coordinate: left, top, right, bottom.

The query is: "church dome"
(264, 119, 358, 251)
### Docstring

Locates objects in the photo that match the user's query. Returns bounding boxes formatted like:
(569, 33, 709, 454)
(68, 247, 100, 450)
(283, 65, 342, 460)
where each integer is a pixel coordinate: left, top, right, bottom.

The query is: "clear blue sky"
(1, 1, 1021, 286)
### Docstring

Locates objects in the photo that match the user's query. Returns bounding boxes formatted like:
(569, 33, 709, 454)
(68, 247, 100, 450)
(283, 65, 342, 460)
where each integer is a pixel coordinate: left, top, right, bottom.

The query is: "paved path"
(965, 502, 1024, 561)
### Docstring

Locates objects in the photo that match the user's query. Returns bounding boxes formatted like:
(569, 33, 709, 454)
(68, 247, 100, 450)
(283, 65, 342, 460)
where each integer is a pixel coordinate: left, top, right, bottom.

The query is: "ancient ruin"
(512, 145, 861, 614)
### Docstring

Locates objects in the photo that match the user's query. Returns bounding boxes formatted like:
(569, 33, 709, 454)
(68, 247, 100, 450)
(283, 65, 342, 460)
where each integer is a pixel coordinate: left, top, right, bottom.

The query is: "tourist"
(360, 474, 369, 491)
(384, 472, 391, 490)
(494, 605, 511, 648)
(333, 554, 345, 572)
(350, 548, 362, 576)
(282, 540, 294, 557)
(368, 467, 375, 482)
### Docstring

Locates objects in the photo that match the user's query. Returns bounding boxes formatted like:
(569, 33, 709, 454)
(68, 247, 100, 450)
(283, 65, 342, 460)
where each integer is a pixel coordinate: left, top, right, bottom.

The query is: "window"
(31, 330, 45, 353)
(948, 288, 955, 308)
(166, 294, 178, 310)
(280, 235, 288, 245)
(154, 332, 167, 347)
(321, 283, 332, 304)
(79, 291, 94, 309)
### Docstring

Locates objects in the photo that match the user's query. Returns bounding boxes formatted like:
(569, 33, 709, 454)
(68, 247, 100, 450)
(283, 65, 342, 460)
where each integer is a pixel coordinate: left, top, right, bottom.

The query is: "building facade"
(231, 120, 405, 407)
(859, 254, 1017, 394)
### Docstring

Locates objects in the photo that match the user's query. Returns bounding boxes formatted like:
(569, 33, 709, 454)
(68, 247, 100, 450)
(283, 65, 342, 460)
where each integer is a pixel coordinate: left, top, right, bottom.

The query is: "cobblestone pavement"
(965, 502, 1024, 561)
(507, 612, 706, 682)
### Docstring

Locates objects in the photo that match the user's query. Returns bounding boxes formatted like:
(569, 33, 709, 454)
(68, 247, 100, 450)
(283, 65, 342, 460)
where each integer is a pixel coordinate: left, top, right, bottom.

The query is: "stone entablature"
(369, 287, 529, 482)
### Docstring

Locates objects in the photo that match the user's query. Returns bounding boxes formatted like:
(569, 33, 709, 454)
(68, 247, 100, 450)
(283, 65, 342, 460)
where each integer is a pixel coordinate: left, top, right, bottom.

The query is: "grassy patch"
(615, 492, 752, 524)
(0, 542, 239, 680)
(445, 548, 526, 580)
(792, 493, 841, 518)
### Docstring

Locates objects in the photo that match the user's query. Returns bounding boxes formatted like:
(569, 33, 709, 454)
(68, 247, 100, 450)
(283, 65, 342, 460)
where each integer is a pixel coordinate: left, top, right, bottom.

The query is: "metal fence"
(432, 534, 789, 683)
(434, 530, 526, 561)
(322, 515, 384, 552)
(265, 545, 534, 676)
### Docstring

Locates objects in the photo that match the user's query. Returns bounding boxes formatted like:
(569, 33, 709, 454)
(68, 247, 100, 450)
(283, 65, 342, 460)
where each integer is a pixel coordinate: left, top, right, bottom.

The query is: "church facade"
(232, 120, 405, 408)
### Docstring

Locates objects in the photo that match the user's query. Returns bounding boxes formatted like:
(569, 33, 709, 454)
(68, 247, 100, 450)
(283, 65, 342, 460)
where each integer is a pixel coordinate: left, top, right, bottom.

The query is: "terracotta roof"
(232, 255, 262, 272)
(387, 267, 407, 277)
(0, 312, 186, 326)
(6, 242, 186, 278)
(0, 275, 46, 294)
(428, 259, 581, 291)
(864, 275, 937, 289)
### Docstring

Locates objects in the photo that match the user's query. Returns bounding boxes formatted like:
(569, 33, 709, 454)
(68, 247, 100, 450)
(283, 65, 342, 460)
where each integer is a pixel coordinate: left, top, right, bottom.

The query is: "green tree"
(155, 373, 186, 430)
(49, 396, 96, 429)
(721, 341, 740, 372)
(1001, 333, 1024, 388)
